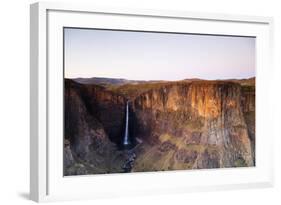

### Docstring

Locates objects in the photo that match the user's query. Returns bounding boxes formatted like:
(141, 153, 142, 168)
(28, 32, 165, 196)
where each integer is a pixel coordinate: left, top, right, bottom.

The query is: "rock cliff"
(64, 78, 255, 175)
(64, 80, 127, 175)
(131, 81, 255, 171)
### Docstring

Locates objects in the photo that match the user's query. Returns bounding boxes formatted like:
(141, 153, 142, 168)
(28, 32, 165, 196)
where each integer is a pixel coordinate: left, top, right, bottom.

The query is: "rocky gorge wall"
(64, 79, 255, 175)
(131, 81, 255, 171)
(64, 80, 127, 175)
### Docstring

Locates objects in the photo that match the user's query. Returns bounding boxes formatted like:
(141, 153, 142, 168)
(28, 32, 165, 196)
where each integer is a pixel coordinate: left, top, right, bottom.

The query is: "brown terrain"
(64, 77, 255, 175)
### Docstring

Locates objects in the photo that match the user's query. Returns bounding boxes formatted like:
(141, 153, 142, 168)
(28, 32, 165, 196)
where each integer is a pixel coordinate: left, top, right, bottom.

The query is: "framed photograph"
(30, 2, 274, 202)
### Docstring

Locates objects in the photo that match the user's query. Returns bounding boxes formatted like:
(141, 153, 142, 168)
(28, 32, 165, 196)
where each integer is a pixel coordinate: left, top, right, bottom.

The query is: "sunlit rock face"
(132, 81, 254, 171)
(64, 78, 255, 175)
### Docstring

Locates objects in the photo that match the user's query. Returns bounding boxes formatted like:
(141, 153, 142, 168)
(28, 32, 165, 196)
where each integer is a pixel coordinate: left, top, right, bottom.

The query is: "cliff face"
(241, 86, 255, 163)
(64, 79, 255, 175)
(65, 79, 126, 144)
(64, 80, 127, 175)
(131, 82, 255, 171)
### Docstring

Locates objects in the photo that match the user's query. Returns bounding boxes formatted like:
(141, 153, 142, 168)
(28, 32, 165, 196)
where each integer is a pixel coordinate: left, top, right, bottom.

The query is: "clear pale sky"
(64, 28, 255, 81)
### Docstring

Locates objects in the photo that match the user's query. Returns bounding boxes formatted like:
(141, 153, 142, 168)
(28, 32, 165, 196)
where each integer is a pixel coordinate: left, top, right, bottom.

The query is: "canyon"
(64, 77, 255, 175)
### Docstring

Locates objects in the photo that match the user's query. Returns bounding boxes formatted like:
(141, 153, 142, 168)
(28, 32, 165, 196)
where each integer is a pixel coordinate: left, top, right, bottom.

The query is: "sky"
(64, 28, 255, 81)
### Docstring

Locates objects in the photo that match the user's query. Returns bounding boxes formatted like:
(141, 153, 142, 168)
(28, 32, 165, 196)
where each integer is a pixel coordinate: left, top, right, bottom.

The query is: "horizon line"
(65, 76, 256, 82)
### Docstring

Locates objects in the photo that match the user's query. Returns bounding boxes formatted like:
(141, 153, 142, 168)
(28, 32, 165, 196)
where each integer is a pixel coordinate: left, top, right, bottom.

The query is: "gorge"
(63, 77, 255, 175)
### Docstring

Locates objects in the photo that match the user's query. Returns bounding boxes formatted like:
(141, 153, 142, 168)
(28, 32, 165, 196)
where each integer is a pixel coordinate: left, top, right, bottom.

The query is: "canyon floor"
(64, 77, 255, 175)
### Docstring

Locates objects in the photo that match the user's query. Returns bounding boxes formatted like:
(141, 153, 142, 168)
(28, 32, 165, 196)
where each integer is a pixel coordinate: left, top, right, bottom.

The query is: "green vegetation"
(234, 158, 247, 167)
(241, 85, 255, 92)
(159, 134, 186, 150)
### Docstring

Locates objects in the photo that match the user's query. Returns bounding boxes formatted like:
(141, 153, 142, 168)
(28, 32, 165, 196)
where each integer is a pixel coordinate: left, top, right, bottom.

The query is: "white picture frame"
(30, 2, 274, 202)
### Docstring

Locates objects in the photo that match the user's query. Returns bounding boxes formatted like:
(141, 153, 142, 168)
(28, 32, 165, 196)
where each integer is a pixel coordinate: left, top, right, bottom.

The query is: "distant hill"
(66, 76, 255, 99)
(72, 77, 147, 86)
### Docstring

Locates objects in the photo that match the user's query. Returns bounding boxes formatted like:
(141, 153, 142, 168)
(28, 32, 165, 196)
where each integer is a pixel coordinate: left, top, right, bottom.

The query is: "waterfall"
(123, 101, 130, 145)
